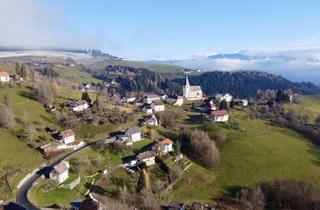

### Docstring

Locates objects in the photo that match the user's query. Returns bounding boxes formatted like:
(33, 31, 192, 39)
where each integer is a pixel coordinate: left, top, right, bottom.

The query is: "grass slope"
(284, 95, 320, 124)
(169, 110, 320, 203)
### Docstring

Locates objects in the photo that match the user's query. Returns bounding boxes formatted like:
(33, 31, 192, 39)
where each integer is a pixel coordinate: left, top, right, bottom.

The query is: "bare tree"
(36, 81, 54, 107)
(0, 105, 15, 129)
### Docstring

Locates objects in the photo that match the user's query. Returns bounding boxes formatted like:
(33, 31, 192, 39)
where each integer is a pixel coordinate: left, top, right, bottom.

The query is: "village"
(0, 69, 296, 210)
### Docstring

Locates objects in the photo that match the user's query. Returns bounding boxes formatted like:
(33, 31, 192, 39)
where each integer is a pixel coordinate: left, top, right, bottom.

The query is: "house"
(151, 100, 165, 112)
(215, 93, 233, 102)
(144, 115, 158, 126)
(199, 99, 217, 112)
(126, 96, 136, 103)
(208, 110, 229, 122)
(137, 151, 157, 166)
(49, 161, 70, 184)
(234, 99, 248, 107)
(59, 129, 75, 144)
(68, 100, 89, 112)
(183, 76, 203, 100)
(122, 155, 138, 167)
(167, 201, 185, 210)
(124, 126, 141, 145)
(142, 104, 153, 115)
(144, 94, 160, 104)
(153, 138, 173, 155)
(174, 96, 184, 106)
(0, 71, 10, 83)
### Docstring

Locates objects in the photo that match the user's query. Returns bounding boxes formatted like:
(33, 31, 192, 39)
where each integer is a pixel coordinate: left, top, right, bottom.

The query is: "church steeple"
(186, 76, 190, 87)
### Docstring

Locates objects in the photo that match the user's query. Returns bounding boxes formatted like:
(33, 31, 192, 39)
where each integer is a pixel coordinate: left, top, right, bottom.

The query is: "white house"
(199, 99, 217, 112)
(142, 104, 153, 115)
(49, 161, 70, 184)
(59, 129, 75, 144)
(144, 95, 160, 104)
(0, 71, 10, 83)
(209, 110, 229, 122)
(153, 138, 173, 155)
(68, 100, 89, 112)
(174, 96, 184, 106)
(183, 76, 203, 100)
(151, 100, 165, 112)
(215, 93, 233, 102)
(127, 96, 136, 103)
(145, 115, 158, 126)
(137, 151, 157, 166)
(234, 99, 248, 107)
(125, 126, 141, 145)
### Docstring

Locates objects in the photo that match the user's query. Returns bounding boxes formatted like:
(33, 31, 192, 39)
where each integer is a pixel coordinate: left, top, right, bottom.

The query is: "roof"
(53, 162, 69, 174)
(189, 86, 202, 92)
(211, 110, 229, 117)
(161, 138, 173, 145)
(125, 126, 140, 135)
(79, 199, 99, 210)
(152, 100, 164, 106)
(146, 94, 159, 99)
(0, 71, 9, 77)
(138, 151, 156, 160)
(60, 129, 75, 138)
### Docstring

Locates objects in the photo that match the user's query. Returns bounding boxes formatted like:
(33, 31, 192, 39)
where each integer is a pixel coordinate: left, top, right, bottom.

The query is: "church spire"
(186, 76, 190, 87)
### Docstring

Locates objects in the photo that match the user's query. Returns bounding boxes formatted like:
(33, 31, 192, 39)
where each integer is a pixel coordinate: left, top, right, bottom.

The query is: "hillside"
(174, 71, 320, 97)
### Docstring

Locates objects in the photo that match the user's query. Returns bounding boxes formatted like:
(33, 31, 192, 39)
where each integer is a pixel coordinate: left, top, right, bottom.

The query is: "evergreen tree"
(15, 63, 21, 75)
(219, 100, 228, 110)
(81, 91, 92, 104)
(20, 64, 27, 78)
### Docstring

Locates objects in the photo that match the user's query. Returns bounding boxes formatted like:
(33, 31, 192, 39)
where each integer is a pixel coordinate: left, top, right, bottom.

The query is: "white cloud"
(0, 0, 115, 50)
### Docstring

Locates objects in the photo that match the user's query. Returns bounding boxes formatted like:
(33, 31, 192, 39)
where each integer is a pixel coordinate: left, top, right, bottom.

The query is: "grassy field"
(168, 110, 320, 204)
(284, 95, 320, 124)
(103, 60, 182, 73)
(53, 66, 103, 84)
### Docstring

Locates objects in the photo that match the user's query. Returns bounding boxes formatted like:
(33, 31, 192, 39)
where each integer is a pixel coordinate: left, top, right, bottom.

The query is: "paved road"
(15, 143, 93, 210)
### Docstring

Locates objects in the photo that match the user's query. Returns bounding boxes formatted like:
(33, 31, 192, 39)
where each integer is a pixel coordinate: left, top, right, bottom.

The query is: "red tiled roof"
(138, 151, 156, 160)
(161, 138, 173, 145)
(60, 129, 75, 138)
(211, 110, 228, 117)
(0, 71, 9, 77)
(53, 162, 69, 174)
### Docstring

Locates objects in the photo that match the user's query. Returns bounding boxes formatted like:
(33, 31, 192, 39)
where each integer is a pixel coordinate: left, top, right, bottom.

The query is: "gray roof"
(189, 86, 202, 92)
(125, 126, 140, 135)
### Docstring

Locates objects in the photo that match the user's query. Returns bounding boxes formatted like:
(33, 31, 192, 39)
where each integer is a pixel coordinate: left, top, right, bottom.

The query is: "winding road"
(15, 143, 93, 210)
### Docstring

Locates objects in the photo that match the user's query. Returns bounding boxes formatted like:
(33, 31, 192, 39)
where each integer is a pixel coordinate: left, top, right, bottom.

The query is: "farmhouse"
(153, 138, 173, 155)
(68, 100, 89, 112)
(183, 76, 203, 100)
(59, 129, 75, 144)
(209, 110, 229, 122)
(144, 94, 160, 104)
(124, 126, 141, 145)
(144, 115, 158, 126)
(142, 104, 153, 114)
(49, 161, 70, 184)
(137, 151, 157, 166)
(199, 99, 217, 112)
(215, 93, 233, 102)
(151, 100, 165, 112)
(234, 99, 249, 107)
(0, 71, 10, 83)
(174, 96, 184, 106)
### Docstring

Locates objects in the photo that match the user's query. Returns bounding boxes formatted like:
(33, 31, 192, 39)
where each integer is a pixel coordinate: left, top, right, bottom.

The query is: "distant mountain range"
(148, 48, 320, 85)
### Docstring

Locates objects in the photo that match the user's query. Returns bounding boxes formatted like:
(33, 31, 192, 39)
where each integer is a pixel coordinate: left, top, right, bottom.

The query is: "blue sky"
(2, 0, 320, 60)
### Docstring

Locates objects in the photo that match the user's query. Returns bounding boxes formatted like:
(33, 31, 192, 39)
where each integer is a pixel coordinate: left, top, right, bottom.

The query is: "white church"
(183, 76, 203, 100)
